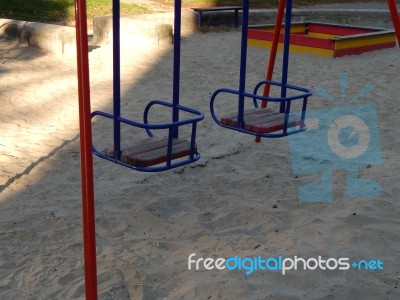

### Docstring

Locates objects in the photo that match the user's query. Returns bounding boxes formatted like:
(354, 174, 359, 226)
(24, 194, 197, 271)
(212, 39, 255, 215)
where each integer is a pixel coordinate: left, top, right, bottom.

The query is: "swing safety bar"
(142, 100, 204, 136)
(252, 80, 311, 107)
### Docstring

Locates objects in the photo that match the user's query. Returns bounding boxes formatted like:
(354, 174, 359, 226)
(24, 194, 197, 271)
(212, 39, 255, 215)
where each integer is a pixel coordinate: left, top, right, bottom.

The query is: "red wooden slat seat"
(104, 137, 196, 168)
(220, 108, 276, 127)
(245, 112, 302, 133)
(221, 108, 302, 134)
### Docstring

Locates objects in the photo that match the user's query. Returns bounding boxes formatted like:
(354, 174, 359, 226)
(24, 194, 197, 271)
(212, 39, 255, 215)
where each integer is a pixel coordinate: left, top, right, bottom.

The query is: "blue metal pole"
(172, 0, 181, 138)
(280, 0, 293, 113)
(113, 0, 121, 159)
(237, 0, 249, 128)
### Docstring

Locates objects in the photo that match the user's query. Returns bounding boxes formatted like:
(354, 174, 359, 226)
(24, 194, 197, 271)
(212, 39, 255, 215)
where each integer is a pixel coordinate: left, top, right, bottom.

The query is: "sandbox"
(248, 22, 397, 57)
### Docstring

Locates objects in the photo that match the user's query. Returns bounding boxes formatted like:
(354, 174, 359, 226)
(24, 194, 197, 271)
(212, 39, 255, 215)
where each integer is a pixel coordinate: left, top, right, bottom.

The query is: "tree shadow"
(0, 37, 47, 64)
(0, 27, 242, 298)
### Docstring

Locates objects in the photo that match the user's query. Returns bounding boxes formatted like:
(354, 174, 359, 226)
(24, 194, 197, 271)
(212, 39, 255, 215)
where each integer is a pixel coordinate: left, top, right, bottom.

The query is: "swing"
(210, 0, 312, 138)
(91, 0, 204, 172)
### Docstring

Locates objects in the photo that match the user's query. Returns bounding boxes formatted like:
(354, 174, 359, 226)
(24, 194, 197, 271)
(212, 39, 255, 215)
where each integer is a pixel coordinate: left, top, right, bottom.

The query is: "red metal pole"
(74, 0, 98, 299)
(388, 0, 400, 47)
(255, 0, 286, 143)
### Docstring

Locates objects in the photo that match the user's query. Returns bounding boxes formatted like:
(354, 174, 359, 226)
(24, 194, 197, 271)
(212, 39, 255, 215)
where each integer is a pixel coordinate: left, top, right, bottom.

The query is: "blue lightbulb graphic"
(289, 72, 382, 202)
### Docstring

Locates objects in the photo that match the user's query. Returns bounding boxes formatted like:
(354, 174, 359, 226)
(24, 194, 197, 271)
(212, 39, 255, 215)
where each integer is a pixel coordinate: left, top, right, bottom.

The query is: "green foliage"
(0, 0, 72, 22)
(86, 0, 150, 20)
(0, 0, 150, 24)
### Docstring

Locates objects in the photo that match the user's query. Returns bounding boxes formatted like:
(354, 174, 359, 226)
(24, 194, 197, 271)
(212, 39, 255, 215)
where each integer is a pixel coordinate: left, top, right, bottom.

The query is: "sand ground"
(1, 16, 400, 300)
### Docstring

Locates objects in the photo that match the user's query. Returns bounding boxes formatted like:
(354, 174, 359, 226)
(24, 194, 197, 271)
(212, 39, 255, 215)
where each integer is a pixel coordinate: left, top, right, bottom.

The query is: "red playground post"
(388, 0, 400, 47)
(255, 0, 286, 143)
(74, 0, 98, 299)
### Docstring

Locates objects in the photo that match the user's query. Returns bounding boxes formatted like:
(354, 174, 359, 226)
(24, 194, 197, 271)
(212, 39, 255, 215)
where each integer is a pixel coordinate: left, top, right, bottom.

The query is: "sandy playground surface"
(0, 25, 400, 299)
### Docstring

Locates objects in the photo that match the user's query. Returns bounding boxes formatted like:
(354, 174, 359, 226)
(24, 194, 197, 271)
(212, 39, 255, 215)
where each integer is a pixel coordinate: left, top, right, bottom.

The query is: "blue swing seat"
(209, 0, 312, 140)
(210, 79, 311, 138)
(92, 99, 204, 172)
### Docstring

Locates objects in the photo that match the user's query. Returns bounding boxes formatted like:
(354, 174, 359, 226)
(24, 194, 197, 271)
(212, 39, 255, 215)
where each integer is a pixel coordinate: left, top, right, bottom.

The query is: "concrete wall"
(0, 19, 76, 56)
(92, 11, 197, 45)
